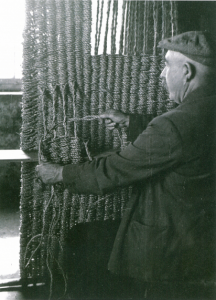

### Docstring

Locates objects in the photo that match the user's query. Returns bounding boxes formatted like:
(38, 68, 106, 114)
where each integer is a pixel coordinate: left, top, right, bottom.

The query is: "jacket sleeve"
(128, 113, 155, 142)
(63, 116, 183, 195)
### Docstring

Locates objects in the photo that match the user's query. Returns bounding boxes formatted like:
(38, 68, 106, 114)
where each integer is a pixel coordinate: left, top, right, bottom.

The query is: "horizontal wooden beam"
(0, 150, 38, 162)
(0, 277, 46, 289)
(0, 92, 23, 95)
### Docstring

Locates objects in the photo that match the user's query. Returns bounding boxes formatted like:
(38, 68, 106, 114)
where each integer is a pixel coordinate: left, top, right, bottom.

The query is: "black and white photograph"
(0, 1, 216, 299)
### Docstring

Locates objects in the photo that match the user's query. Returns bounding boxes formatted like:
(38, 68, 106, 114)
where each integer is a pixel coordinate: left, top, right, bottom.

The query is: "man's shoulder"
(149, 93, 216, 140)
(157, 94, 215, 122)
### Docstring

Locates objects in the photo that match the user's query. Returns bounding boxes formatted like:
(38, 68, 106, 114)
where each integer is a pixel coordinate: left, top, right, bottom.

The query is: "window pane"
(0, 0, 25, 79)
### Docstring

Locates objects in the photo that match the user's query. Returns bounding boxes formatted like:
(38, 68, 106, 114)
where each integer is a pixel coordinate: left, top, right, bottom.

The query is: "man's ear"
(183, 62, 195, 81)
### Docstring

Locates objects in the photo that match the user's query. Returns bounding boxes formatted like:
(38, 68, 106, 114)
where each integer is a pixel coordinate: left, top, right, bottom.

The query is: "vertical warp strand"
(20, 0, 38, 280)
(46, 0, 58, 86)
(105, 54, 115, 149)
(82, 0, 92, 143)
(119, 0, 126, 55)
(90, 56, 100, 153)
(113, 55, 124, 149)
(30, 179, 44, 279)
(20, 163, 36, 279)
(40, 185, 52, 278)
(129, 55, 141, 114)
(96, 0, 112, 221)
(56, 0, 70, 166)
(104, 0, 118, 150)
(20, 0, 181, 286)
(35, 1, 48, 141)
(157, 1, 169, 116)
(95, 0, 104, 55)
(65, 0, 76, 141)
(121, 55, 131, 113)
(21, 0, 38, 151)
(137, 54, 151, 115)
(146, 1, 160, 115)
(74, 0, 84, 138)
(79, 0, 91, 226)
(137, 0, 151, 115)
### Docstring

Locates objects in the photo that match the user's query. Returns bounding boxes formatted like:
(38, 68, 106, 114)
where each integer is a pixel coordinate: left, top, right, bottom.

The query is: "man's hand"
(35, 163, 63, 184)
(100, 109, 129, 130)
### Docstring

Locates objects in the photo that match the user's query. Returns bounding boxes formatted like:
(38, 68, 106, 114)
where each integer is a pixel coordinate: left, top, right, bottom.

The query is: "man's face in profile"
(160, 50, 186, 104)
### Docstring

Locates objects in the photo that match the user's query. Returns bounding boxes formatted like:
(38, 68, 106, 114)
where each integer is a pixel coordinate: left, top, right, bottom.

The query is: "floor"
(1, 211, 216, 300)
(0, 289, 43, 300)
(0, 209, 21, 299)
(0, 209, 50, 300)
(0, 214, 122, 300)
(0, 209, 20, 281)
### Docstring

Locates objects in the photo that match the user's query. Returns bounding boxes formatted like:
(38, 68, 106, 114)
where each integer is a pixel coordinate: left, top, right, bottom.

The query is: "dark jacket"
(63, 88, 216, 283)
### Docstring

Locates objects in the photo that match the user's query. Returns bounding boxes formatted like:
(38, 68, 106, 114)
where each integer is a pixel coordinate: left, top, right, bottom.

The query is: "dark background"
(178, 1, 216, 37)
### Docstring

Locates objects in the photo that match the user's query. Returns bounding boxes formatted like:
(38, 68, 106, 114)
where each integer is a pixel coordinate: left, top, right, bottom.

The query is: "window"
(0, 0, 25, 284)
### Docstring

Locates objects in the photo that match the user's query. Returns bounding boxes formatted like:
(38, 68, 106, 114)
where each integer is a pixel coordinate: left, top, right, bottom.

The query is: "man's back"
(109, 89, 216, 283)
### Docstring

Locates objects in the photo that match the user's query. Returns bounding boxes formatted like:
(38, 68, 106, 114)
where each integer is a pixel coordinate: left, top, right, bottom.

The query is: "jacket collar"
(182, 85, 216, 104)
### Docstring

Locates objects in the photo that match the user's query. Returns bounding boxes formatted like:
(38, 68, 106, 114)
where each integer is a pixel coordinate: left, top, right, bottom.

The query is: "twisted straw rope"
(21, 0, 179, 295)
(119, 0, 126, 55)
(103, 0, 111, 55)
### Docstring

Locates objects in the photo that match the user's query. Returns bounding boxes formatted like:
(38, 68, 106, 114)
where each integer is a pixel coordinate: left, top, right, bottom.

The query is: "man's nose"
(160, 67, 166, 78)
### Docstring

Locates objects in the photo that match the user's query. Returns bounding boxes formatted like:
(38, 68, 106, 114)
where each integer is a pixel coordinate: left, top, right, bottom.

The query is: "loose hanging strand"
(119, 0, 126, 55)
(39, 87, 47, 138)
(94, 0, 104, 55)
(153, 0, 159, 56)
(50, 84, 57, 139)
(142, 0, 149, 54)
(161, 0, 165, 41)
(161, 0, 165, 56)
(170, 0, 174, 37)
(133, 1, 138, 55)
(125, 1, 131, 55)
(111, 0, 116, 54)
(94, 0, 100, 55)
(103, 0, 112, 54)
(71, 82, 77, 139)
(61, 84, 67, 137)
(111, 0, 118, 54)
(128, 1, 135, 55)
(173, 1, 179, 35)
(98, 0, 104, 54)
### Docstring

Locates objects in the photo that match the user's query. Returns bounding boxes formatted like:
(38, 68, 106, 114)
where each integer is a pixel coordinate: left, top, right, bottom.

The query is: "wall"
(177, 1, 216, 37)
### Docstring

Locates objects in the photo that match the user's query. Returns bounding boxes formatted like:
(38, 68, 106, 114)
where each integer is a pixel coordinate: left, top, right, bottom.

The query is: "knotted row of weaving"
(20, 0, 179, 293)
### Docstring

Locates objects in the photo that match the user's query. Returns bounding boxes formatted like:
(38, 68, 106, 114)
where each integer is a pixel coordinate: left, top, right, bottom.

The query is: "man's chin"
(169, 95, 180, 104)
(174, 100, 180, 104)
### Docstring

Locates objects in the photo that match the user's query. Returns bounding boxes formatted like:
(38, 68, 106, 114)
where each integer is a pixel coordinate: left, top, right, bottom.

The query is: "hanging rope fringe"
(21, 0, 179, 297)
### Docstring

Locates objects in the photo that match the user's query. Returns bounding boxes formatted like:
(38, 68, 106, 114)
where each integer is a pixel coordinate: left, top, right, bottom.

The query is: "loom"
(20, 0, 178, 297)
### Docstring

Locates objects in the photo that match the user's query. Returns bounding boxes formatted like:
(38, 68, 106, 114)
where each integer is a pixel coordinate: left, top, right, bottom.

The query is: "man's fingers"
(100, 109, 116, 119)
(100, 114, 107, 119)
(107, 126, 115, 131)
(106, 121, 116, 127)
(105, 119, 112, 124)
(106, 122, 117, 130)
(35, 165, 42, 178)
(100, 113, 112, 119)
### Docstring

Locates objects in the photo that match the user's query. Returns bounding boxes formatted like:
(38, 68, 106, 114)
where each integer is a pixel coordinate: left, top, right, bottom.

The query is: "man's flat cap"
(158, 31, 216, 66)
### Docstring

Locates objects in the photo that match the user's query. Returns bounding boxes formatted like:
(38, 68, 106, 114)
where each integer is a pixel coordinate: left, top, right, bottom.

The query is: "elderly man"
(37, 31, 216, 298)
